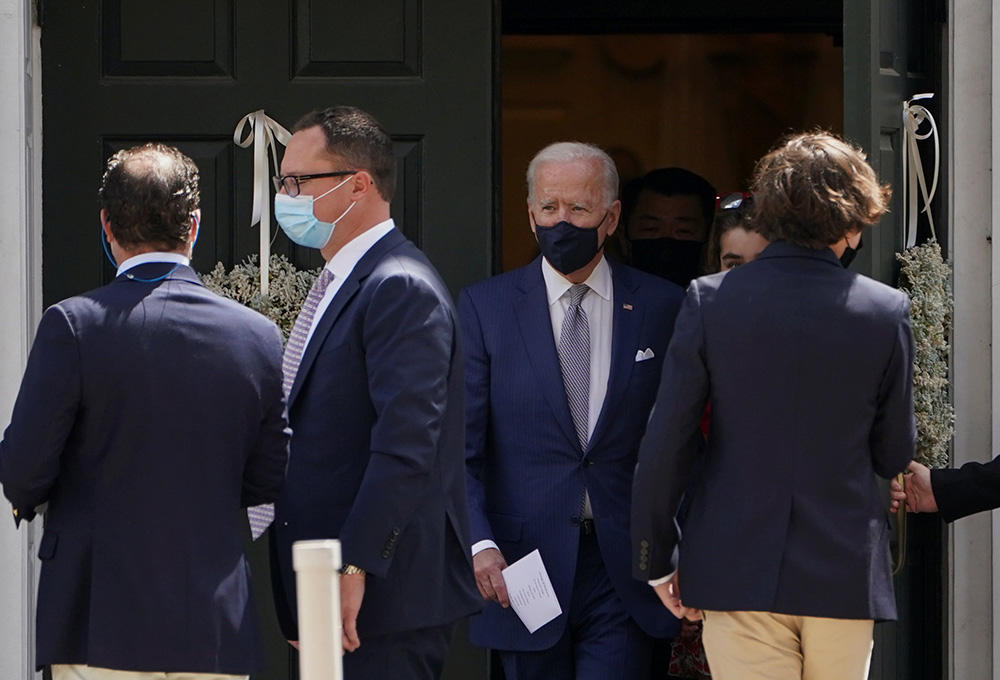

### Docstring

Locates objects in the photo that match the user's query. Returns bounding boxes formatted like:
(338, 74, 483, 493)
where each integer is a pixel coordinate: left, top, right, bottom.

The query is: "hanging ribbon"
(233, 110, 291, 297)
(901, 93, 940, 249)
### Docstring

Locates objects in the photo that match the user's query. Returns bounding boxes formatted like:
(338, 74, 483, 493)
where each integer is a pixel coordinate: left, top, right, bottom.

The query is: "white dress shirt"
(304, 219, 396, 347)
(472, 255, 614, 557)
(116, 251, 190, 277)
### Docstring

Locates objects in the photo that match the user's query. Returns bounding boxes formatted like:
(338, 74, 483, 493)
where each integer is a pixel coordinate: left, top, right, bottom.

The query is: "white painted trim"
(0, 1, 43, 679)
(948, 0, 995, 678)
(992, 2, 1000, 678)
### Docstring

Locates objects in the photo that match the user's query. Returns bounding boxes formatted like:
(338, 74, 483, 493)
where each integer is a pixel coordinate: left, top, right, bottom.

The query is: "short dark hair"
(624, 167, 717, 233)
(750, 131, 891, 249)
(99, 143, 200, 251)
(704, 202, 757, 274)
(294, 106, 396, 202)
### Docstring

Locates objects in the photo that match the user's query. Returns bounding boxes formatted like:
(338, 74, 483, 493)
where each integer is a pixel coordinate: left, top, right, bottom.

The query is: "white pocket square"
(635, 348, 655, 362)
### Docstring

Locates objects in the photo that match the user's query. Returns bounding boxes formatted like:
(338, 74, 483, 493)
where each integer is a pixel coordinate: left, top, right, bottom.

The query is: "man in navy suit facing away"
(0, 143, 291, 680)
(632, 131, 916, 680)
(460, 141, 686, 680)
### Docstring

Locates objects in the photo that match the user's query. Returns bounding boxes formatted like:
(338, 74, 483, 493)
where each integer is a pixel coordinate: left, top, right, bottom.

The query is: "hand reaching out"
(890, 460, 938, 514)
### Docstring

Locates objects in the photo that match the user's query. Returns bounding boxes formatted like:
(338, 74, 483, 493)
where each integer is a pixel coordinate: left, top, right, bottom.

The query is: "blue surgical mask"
(274, 175, 355, 249)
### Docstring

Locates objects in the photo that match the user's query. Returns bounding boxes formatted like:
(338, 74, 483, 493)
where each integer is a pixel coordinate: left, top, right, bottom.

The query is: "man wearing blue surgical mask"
(266, 106, 480, 680)
(459, 142, 686, 680)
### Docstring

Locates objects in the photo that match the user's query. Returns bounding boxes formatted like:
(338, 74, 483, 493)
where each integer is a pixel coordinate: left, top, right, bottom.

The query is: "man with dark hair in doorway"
(624, 167, 717, 289)
(266, 105, 481, 680)
(0, 143, 291, 680)
(633, 131, 916, 680)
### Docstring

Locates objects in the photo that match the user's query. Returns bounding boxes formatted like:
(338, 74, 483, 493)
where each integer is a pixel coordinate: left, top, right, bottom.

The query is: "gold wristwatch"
(339, 564, 366, 576)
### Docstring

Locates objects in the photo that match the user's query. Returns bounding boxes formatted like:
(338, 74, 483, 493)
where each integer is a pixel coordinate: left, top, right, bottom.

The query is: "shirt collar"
(324, 219, 396, 281)
(117, 251, 190, 277)
(541, 255, 612, 306)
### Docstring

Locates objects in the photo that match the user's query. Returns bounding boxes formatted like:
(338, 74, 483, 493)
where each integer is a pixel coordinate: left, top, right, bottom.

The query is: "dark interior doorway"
(496, 2, 943, 680)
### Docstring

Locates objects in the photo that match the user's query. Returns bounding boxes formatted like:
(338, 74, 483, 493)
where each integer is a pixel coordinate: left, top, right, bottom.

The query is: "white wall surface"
(949, 1, 996, 679)
(0, 0, 42, 678)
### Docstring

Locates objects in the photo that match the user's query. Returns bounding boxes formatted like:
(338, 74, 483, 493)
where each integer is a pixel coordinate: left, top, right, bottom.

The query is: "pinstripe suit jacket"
(460, 256, 684, 651)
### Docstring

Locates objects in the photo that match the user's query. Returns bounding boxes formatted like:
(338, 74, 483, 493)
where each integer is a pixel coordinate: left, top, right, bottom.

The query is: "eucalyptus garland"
(202, 254, 320, 341)
(896, 239, 954, 468)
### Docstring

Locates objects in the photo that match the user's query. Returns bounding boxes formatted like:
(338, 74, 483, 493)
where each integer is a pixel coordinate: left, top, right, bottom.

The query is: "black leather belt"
(580, 518, 595, 536)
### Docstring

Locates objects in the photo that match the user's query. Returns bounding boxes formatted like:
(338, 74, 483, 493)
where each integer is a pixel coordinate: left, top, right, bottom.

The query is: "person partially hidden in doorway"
(623, 167, 717, 289)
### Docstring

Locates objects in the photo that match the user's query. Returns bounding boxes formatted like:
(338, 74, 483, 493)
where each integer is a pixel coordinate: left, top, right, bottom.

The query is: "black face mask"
(534, 214, 607, 275)
(630, 238, 704, 288)
(840, 234, 864, 269)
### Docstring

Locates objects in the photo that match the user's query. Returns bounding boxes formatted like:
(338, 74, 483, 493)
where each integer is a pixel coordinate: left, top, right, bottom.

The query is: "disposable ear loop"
(101, 214, 198, 283)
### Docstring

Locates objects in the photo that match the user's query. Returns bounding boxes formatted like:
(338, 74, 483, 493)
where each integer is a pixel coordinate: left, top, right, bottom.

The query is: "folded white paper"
(501, 549, 562, 633)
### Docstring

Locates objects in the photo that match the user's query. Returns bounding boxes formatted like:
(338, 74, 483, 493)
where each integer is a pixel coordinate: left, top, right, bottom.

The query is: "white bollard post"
(292, 539, 344, 680)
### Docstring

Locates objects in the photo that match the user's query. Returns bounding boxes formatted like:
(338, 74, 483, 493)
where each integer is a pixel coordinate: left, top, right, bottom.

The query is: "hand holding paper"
(500, 549, 562, 633)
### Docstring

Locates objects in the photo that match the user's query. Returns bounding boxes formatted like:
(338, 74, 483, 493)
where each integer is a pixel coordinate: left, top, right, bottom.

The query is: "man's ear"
(101, 209, 115, 243)
(350, 171, 374, 200)
(605, 199, 622, 237)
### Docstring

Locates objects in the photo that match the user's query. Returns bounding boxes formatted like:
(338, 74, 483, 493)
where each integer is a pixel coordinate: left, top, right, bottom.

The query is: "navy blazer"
(632, 241, 916, 621)
(271, 228, 481, 640)
(460, 257, 685, 651)
(932, 457, 1000, 522)
(0, 263, 290, 673)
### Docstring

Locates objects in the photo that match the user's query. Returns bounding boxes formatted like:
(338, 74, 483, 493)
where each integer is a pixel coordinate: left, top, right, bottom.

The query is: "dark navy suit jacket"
(0, 263, 290, 673)
(460, 256, 685, 651)
(632, 241, 916, 621)
(932, 457, 1000, 522)
(271, 228, 481, 640)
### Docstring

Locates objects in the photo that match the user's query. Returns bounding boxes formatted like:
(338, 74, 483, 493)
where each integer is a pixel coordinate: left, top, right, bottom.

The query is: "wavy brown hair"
(99, 143, 200, 251)
(750, 131, 891, 249)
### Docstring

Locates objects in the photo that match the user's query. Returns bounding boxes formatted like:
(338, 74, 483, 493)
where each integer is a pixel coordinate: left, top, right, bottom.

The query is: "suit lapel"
(287, 228, 407, 408)
(515, 259, 581, 451)
(590, 262, 642, 449)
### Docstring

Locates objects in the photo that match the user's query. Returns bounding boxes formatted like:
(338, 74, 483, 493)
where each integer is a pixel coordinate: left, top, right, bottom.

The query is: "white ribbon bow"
(902, 93, 939, 248)
(233, 110, 291, 296)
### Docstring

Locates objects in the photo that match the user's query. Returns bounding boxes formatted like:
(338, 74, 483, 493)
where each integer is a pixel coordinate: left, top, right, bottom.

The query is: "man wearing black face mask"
(624, 167, 717, 289)
(458, 142, 686, 680)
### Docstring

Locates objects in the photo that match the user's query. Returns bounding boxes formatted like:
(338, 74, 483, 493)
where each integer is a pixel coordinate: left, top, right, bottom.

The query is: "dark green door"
(843, 0, 944, 678)
(41, 2, 494, 678)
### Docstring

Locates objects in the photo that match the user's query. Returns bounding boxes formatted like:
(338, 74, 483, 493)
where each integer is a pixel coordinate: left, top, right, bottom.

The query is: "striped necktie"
(558, 283, 591, 450)
(248, 268, 335, 540)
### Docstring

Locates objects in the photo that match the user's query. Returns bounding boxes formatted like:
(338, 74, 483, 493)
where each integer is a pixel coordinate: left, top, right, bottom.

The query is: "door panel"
(42, 2, 494, 679)
(843, 0, 944, 678)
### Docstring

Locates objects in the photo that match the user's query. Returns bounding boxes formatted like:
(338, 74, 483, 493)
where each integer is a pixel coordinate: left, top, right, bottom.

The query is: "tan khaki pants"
(701, 610, 874, 680)
(52, 665, 247, 680)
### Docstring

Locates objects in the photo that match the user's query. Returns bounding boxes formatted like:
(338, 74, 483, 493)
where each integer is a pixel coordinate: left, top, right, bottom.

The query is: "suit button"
(385, 541, 393, 549)
(381, 550, 391, 559)
(570, 515, 581, 526)
(639, 563, 647, 571)
(640, 547, 648, 556)
(583, 460, 594, 467)
(640, 540, 649, 548)
(392, 527, 400, 536)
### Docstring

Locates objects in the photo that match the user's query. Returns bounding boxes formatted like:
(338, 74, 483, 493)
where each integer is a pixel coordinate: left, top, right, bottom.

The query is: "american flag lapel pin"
(623, 303, 633, 311)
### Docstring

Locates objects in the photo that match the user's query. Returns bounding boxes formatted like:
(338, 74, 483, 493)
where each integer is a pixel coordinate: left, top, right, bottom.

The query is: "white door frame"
(948, 0, 998, 678)
(0, 1, 43, 678)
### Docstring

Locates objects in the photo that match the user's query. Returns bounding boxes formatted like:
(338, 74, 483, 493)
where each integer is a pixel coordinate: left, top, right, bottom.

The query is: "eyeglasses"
(273, 171, 357, 197)
(717, 192, 753, 211)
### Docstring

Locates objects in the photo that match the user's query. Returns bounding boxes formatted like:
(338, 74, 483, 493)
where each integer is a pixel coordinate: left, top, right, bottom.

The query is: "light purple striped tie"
(248, 268, 335, 540)
(558, 284, 591, 450)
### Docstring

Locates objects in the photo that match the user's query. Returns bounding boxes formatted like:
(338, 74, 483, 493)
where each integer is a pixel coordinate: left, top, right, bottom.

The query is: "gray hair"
(526, 142, 619, 207)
